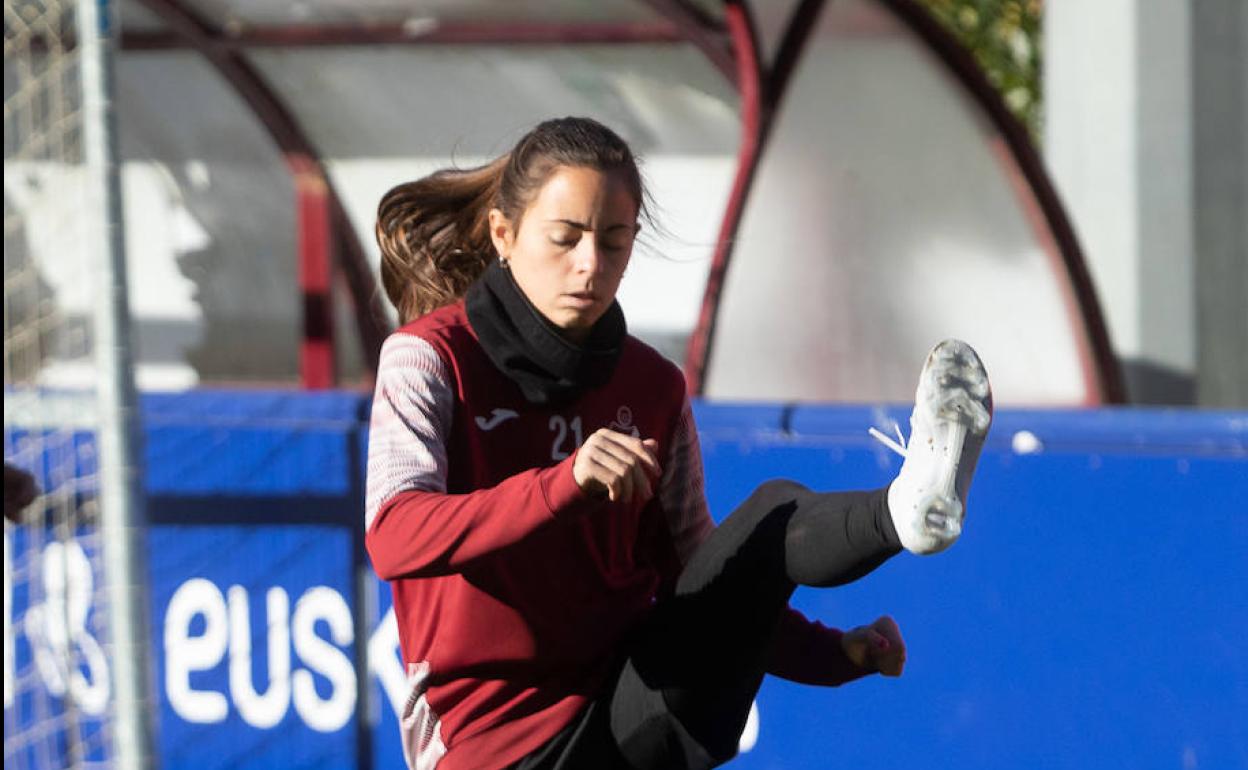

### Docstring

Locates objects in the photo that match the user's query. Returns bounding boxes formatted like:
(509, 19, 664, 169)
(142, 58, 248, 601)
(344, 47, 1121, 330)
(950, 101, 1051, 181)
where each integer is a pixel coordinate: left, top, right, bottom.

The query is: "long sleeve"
(764, 608, 873, 686)
(365, 334, 454, 527)
(364, 333, 595, 580)
(657, 394, 717, 570)
(367, 458, 593, 580)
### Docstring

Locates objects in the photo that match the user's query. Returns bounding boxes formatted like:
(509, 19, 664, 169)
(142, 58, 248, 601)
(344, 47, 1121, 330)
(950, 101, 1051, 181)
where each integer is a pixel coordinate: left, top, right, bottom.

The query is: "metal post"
(78, 0, 157, 767)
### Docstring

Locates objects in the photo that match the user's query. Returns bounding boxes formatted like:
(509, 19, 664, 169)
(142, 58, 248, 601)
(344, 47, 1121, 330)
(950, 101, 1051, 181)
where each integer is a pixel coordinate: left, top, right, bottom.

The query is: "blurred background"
(4, 1, 1246, 769)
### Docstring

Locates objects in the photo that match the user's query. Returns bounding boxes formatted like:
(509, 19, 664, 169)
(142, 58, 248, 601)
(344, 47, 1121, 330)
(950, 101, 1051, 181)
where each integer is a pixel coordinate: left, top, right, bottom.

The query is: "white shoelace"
(868, 422, 909, 458)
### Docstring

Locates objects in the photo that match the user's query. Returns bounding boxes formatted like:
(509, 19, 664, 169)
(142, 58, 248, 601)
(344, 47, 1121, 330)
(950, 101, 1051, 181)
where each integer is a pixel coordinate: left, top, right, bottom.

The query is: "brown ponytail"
(376, 117, 646, 324)
(375, 155, 507, 324)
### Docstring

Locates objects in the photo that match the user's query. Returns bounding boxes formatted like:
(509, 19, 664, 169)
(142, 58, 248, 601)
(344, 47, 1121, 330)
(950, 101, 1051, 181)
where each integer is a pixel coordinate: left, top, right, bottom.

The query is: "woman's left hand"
(840, 615, 906, 677)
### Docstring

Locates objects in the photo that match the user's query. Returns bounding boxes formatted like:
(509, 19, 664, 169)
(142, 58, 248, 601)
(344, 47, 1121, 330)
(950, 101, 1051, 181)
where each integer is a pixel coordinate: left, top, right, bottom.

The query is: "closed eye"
(601, 234, 635, 252)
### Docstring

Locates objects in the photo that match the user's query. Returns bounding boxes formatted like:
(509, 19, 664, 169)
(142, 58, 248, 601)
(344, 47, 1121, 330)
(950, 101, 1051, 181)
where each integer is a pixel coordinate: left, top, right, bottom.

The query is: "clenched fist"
(840, 615, 906, 677)
(572, 429, 661, 504)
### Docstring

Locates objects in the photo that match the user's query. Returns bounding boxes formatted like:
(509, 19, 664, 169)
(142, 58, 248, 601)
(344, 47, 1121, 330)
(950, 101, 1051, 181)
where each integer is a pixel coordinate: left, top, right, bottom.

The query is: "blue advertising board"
(697, 405, 1248, 770)
(5, 522, 112, 768)
(3, 392, 1246, 769)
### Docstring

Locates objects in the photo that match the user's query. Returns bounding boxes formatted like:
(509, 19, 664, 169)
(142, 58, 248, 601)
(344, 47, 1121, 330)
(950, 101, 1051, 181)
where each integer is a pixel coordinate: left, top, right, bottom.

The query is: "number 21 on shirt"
(549, 415, 584, 460)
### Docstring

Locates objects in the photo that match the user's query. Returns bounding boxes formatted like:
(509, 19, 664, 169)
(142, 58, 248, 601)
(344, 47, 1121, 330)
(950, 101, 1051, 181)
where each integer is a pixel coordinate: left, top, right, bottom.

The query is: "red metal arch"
(685, 0, 1126, 404)
(126, 0, 733, 390)
(126, 0, 1118, 402)
(133, 0, 388, 389)
(685, 0, 838, 396)
(120, 21, 690, 50)
(881, 0, 1124, 403)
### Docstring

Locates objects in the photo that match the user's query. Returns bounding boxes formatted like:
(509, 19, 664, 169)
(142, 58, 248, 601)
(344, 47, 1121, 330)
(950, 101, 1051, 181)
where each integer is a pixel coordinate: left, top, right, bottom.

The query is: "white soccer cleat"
(873, 339, 993, 555)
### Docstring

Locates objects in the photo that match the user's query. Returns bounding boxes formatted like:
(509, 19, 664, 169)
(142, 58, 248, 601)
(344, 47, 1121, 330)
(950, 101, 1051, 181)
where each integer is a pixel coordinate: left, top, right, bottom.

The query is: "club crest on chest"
(609, 405, 640, 438)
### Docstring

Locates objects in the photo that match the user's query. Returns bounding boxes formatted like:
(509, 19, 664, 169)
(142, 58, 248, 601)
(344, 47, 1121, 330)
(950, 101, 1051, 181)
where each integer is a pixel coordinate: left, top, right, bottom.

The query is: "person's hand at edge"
(4, 463, 39, 523)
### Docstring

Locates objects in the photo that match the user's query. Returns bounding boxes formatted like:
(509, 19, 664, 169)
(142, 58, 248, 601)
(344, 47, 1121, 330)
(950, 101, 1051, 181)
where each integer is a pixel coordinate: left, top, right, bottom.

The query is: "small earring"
(499, 255, 510, 269)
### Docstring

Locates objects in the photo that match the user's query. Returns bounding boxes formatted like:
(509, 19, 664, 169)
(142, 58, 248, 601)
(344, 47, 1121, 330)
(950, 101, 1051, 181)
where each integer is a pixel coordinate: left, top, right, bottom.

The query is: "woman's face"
(489, 165, 639, 342)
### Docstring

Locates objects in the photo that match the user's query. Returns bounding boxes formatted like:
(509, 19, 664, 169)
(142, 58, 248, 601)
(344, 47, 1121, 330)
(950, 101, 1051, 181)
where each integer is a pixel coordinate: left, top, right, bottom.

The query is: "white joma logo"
(475, 408, 519, 431)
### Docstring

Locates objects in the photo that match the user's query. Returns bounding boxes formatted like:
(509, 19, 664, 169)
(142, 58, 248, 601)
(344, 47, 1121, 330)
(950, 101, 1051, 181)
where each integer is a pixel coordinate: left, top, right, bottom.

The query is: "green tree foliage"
(918, 0, 1043, 137)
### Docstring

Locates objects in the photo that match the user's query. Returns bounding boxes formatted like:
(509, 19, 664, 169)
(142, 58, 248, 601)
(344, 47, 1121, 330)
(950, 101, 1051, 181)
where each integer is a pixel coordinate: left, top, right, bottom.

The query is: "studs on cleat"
(934, 391, 991, 433)
(880, 338, 992, 556)
(919, 495, 963, 541)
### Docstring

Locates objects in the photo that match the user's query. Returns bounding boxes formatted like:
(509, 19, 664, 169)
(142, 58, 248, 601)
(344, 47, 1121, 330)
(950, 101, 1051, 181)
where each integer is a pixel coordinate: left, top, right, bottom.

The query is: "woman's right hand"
(572, 429, 661, 504)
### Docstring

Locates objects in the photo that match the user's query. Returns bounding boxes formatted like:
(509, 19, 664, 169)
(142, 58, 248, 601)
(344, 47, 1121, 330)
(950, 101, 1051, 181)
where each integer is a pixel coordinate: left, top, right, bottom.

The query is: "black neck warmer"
(465, 260, 626, 406)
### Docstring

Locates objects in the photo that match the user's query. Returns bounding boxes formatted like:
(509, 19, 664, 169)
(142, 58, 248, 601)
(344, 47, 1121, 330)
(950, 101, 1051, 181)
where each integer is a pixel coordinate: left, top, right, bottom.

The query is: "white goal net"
(5, 1, 116, 767)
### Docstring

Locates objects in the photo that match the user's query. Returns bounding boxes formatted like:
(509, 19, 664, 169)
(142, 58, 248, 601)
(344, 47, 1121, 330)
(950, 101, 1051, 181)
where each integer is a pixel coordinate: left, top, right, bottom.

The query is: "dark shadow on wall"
(118, 53, 301, 384)
(1121, 358, 1197, 405)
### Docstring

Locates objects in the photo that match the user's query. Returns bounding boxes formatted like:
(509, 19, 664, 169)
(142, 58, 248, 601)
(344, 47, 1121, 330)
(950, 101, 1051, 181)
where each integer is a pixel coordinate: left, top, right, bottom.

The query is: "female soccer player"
(365, 117, 992, 770)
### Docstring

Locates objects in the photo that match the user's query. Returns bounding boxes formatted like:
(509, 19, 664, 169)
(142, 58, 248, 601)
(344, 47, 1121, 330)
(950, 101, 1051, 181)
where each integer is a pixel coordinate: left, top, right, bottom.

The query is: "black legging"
(517, 480, 902, 770)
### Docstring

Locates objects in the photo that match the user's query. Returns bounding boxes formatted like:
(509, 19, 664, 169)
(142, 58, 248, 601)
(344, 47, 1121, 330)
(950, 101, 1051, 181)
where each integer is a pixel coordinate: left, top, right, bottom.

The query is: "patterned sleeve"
(365, 333, 454, 530)
(364, 332, 594, 580)
(657, 394, 716, 567)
